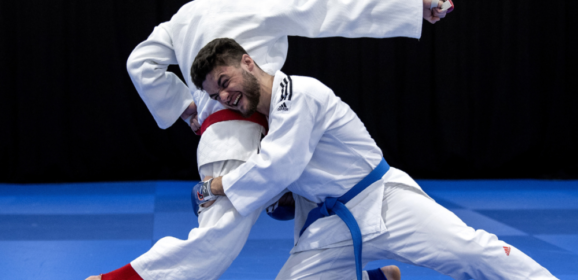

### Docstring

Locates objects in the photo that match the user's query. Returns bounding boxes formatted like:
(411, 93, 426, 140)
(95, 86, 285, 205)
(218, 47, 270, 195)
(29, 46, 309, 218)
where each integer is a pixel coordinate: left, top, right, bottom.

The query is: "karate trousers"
(132, 160, 375, 279)
(276, 183, 557, 280)
(133, 159, 275, 280)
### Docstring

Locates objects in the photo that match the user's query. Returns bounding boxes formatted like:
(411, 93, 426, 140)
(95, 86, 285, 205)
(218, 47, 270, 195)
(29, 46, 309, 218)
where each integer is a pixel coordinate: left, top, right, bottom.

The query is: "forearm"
(210, 176, 225, 196)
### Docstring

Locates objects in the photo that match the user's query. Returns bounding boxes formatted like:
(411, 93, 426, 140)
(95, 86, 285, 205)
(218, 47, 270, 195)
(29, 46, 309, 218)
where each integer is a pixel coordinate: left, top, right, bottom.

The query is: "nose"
(218, 90, 229, 104)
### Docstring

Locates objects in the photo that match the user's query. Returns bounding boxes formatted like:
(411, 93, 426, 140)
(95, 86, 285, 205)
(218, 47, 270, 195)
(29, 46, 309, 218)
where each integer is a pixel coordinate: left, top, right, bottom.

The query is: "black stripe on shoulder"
(279, 82, 286, 102)
(287, 76, 293, 101)
(279, 78, 289, 102)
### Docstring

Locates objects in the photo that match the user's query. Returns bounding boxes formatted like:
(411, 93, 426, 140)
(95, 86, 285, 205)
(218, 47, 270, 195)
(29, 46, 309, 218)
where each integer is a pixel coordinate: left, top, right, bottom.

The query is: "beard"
(240, 69, 260, 117)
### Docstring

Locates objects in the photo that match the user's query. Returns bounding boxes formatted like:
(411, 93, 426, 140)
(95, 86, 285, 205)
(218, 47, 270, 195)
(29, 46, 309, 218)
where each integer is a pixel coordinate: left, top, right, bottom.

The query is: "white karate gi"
(126, 0, 423, 279)
(222, 71, 557, 280)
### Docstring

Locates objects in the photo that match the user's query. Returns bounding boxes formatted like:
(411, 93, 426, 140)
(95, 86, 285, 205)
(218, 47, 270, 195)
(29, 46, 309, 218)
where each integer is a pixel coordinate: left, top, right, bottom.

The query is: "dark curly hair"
(191, 38, 248, 90)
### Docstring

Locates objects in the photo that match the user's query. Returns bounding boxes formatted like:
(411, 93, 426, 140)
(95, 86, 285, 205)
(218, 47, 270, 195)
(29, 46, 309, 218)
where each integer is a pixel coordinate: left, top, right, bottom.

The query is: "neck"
(255, 72, 274, 117)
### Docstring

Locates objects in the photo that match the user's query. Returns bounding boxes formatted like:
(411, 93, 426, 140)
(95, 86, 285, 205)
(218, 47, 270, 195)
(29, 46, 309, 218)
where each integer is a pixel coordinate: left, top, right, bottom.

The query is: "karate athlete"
(85, 0, 450, 279)
(191, 38, 558, 280)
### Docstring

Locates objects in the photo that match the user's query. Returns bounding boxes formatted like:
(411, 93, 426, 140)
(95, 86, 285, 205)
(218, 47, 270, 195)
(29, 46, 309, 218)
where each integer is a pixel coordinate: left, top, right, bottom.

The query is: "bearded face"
(202, 61, 263, 117)
(239, 69, 260, 117)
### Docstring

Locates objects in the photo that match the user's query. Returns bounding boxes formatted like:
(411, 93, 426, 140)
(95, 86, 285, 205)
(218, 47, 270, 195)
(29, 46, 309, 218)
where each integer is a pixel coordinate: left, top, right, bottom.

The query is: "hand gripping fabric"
(191, 179, 217, 216)
(299, 158, 390, 280)
(431, 0, 454, 13)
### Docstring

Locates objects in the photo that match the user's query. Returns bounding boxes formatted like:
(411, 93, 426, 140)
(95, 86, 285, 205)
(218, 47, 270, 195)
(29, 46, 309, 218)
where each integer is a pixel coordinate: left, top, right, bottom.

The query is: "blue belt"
(299, 158, 390, 280)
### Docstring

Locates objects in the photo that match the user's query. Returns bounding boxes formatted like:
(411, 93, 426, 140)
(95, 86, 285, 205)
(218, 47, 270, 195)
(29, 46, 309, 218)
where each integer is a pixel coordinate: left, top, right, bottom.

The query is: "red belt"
(196, 109, 268, 136)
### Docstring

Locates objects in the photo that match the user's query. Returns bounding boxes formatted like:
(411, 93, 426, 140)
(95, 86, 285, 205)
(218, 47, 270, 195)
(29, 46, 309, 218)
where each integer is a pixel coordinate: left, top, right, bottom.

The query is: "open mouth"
(232, 92, 242, 106)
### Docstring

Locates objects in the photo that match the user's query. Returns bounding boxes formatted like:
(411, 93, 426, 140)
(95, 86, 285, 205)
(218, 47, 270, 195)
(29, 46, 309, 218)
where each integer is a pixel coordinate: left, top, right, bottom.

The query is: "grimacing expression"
(239, 69, 260, 117)
(204, 66, 260, 117)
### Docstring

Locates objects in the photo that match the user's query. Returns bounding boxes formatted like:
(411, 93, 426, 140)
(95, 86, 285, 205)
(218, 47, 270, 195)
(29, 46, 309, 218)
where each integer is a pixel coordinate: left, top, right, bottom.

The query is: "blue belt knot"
(298, 158, 390, 280)
(320, 197, 337, 216)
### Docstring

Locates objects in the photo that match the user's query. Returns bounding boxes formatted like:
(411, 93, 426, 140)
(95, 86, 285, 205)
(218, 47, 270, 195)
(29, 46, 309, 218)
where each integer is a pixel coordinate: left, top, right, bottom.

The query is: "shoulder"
(289, 75, 336, 104)
(290, 75, 329, 90)
(274, 75, 330, 104)
(272, 75, 336, 115)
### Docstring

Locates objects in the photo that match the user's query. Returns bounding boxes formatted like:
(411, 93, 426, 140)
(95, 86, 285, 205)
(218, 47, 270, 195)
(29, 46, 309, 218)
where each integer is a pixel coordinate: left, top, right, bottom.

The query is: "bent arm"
(220, 82, 326, 216)
(126, 22, 194, 129)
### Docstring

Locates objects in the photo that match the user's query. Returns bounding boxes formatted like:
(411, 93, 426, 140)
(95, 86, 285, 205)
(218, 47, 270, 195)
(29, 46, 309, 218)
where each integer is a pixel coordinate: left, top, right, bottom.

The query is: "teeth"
(233, 94, 241, 106)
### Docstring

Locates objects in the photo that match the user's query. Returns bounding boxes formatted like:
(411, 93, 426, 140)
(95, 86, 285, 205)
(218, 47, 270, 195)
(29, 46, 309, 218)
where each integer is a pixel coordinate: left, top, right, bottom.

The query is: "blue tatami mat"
(0, 180, 577, 280)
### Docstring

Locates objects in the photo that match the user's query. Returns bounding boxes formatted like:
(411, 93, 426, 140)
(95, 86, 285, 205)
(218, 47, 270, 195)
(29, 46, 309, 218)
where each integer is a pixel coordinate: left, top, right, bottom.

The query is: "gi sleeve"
(266, 0, 423, 39)
(126, 21, 193, 129)
(222, 85, 325, 216)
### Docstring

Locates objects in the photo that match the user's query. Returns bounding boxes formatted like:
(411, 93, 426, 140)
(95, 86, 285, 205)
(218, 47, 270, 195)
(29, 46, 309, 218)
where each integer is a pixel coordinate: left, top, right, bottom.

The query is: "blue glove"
(266, 204, 295, 221)
(266, 192, 295, 221)
(191, 178, 217, 216)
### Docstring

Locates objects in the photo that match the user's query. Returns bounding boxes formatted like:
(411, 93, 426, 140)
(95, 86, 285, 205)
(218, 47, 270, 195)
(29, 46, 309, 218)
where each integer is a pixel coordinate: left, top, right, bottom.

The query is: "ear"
(241, 54, 255, 72)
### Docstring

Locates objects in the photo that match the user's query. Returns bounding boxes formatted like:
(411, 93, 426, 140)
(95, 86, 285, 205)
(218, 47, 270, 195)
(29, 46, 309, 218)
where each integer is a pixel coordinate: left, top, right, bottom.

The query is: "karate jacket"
(126, 0, 423, 167)
(223, 72, 428, 252)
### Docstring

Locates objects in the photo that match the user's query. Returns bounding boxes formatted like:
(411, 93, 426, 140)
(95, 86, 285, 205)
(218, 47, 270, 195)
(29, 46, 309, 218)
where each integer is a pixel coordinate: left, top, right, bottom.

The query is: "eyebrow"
(217, 75, 225, 88)
(209, 74, 227, 100)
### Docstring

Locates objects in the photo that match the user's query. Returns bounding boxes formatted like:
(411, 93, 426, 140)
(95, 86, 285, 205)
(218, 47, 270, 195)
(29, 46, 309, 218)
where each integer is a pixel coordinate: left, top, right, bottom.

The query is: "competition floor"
(1, 180, 577, 280)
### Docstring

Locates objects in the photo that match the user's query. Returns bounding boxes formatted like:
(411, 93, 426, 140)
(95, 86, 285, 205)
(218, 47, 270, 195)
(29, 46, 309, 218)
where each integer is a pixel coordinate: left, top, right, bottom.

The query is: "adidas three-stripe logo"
(279, 76, 293, 102)
(277, 76, 293, 112)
